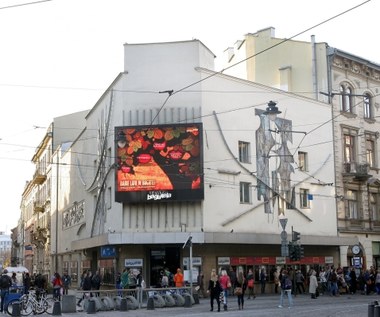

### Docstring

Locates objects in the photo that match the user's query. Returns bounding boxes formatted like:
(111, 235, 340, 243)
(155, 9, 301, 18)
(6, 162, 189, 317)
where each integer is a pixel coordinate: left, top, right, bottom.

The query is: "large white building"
(37, 40, 355, 288)
(222, 27, 380, 269)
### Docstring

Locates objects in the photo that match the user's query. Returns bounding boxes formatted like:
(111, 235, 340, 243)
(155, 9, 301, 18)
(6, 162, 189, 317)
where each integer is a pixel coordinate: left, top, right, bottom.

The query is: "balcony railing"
(343, 162, 370, 180)
(32, 169, 47, 185)
(33, 201, 45, 213)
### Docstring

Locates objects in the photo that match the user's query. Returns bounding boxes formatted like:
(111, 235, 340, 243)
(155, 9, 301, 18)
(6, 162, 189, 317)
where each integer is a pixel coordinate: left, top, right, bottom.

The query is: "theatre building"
(46, 40, 356, 288)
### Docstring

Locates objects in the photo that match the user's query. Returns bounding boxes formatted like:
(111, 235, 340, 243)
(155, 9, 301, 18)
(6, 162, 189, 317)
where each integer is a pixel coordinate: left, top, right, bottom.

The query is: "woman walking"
(309, 270, 319, 299)
(234, 271, 246, 310)
(219, 269, 231, 311)
(207, 269, 221, 312)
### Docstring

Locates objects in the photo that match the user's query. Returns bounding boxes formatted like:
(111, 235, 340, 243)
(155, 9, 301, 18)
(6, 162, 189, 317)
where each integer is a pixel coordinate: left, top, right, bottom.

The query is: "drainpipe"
(311, 35, 318, 100)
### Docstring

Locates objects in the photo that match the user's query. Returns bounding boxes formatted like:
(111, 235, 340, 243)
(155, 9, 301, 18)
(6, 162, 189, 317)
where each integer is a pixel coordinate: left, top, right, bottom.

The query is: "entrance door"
(150, 247, 180, 287)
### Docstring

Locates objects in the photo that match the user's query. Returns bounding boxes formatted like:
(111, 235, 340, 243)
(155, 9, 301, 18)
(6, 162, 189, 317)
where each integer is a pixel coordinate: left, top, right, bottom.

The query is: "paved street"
(31, 292, 380, 317)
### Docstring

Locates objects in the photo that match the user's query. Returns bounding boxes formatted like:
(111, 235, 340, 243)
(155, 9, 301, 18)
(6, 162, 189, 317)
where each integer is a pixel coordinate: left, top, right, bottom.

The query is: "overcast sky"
(0, 0, 378, 233)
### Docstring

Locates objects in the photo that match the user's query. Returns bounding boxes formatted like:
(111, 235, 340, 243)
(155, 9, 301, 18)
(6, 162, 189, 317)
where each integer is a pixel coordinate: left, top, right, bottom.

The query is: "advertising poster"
(115, 123, 204, 203)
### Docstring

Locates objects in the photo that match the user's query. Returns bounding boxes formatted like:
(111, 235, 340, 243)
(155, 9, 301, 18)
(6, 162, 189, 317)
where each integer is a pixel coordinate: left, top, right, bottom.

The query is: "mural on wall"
(255, 101, 295, 214)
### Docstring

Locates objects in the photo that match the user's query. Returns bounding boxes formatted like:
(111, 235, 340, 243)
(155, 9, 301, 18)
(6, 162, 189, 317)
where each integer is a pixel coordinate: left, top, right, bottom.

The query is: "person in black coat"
(207, 269, 221, 312)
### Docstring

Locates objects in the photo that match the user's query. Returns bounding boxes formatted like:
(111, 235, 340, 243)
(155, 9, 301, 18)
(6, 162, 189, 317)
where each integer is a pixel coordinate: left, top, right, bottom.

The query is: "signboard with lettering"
(183, 257, 202, 266)
(218, 257, 230, 266)
(100, 246, 116, 258)
(125, 258, 143, 268)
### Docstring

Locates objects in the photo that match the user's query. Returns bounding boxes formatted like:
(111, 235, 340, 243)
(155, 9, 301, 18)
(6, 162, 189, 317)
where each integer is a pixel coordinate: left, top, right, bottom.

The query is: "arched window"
(340, 83, 353, 113)
(363, 93, 372, 119)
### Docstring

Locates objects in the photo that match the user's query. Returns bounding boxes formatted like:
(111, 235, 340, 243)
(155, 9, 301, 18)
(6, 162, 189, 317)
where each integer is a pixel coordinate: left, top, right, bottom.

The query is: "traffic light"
(294, 245, 300, 260)
(289, 242, 297, 261)
(292, 230, 301, 242)
(299, 245, 305, 258)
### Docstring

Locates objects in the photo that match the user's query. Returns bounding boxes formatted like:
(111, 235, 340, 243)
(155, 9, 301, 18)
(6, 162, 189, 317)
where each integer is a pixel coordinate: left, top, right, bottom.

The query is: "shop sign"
(218, 257, 230, 266)
(325, 256, 333, 264)
(100, 246, 116, 258)
(183, 257, 202, 266)
(276, 257, 286, 265)
(125, 258, 143, 267)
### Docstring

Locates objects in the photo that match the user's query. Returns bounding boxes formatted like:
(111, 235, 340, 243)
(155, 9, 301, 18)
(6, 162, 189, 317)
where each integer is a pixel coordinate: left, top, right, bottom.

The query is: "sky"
(0, 0, 378, 233)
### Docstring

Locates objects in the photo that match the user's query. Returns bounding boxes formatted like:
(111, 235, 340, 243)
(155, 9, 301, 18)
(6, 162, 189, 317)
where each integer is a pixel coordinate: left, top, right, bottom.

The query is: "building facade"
(222, 27, 380, 269)
(35, 40, 355, 289)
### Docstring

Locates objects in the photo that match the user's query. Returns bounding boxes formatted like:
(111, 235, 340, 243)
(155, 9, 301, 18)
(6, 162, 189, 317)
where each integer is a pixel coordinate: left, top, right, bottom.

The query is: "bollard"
(374, 305, 380, 317)
(147, 297, 155, 310)
(52, 301, 62, 316)
(193, 293, 200, 305)
(11, 301, 21, 317)
(120, 298, 128, 311)
(87, 300, 96, 314)
(369, 303, 375, 317)
(184, 295, 192, 308)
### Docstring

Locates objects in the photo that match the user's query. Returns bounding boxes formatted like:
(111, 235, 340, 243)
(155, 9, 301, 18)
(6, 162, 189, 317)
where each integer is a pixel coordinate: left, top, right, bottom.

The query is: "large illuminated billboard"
(115, 123, 204, 203)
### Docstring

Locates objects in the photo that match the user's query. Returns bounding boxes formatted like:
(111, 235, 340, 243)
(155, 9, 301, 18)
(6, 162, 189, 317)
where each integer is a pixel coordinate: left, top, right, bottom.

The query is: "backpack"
(0, 274, 11, 289)
(284, 277, 292, 290)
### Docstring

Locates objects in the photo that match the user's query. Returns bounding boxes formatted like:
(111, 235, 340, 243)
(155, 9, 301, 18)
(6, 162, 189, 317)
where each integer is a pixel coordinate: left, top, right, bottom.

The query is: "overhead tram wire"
(0, 0, 52, 10)
(148, 0, 371, 124)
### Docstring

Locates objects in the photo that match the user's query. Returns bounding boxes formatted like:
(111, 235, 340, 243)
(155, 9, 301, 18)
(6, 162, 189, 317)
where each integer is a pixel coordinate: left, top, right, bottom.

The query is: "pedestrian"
(23, 272, 31, 294)
(219, 269, 231, 311)
(234, 270, 246, 310)
(197, 271, 205, 298)
(207, 269, 221, 312)
(228, 266, 237, 296)
(349, 267, 357, 294)
(34, 273, 47, 300)
(11, 272, 18, 287)
(329, 268, 339, 296)
(174, 268, 184, 287)
(309, 270, 318, 299)
(91, 270, 102, 296)
(115, 272, 122, 296)
(62, 271, 71, 295)
(128, 269, 137, 289)
(77, 271, 92, 306)
(52, 272, 63, 301)
(0, 269, 12, 313)
(295, 270, 305, 294)
(260, 267, 267, 294)
(121, 268, 129, 289)
(278, 270, 293, 309)
(273, 268, 280, 294)
(246, 268, 255, 299)
(319, 268, 327, 294)
(160, 270, 169, 288)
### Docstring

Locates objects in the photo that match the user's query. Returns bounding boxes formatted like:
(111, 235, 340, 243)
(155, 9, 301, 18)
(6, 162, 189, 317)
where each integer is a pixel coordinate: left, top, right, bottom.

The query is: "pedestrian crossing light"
(299, 245, 305, 258)
(292, 230, 301, 242)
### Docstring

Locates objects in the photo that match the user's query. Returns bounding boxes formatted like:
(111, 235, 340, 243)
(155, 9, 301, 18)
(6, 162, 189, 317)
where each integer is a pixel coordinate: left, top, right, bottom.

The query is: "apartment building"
(222, 27, 380, 268)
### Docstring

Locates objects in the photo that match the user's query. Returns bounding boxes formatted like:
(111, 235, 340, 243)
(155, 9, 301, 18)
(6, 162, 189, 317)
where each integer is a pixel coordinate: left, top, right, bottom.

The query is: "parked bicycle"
(6, 288, 56, 316)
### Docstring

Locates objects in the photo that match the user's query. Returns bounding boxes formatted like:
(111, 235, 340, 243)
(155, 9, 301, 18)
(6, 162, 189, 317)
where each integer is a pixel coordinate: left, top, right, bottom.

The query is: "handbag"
(235, 287, 243, 295)
(247, 279, 254, 288)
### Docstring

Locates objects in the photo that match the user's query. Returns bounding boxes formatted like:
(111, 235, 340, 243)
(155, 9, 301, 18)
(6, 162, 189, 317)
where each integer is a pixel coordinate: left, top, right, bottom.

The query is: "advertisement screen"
(115, 123, 204, 203)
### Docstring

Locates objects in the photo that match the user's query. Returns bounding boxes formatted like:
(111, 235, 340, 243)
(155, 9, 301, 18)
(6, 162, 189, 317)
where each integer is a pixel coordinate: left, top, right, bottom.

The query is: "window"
(239, 141, 251, 163)
(369, 192, 379, 221)
(364, 94, 372, 119)
(343, 133, 356, 163)
(300, 188, 310, 208)
(340, 83, 353, 113)
(346, 189, 359, 219)
(240, 182, 251, 203)
(298, 152, 308, 171)
(366, 134, 376, 168)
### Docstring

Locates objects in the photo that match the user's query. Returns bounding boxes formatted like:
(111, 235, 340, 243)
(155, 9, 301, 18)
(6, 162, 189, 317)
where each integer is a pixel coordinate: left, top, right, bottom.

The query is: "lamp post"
(279, 215, 289, 257)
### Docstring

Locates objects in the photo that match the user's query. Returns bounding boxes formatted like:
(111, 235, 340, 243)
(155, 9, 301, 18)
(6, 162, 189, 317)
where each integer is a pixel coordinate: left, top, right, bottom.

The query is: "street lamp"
(263, 100, 282, 121)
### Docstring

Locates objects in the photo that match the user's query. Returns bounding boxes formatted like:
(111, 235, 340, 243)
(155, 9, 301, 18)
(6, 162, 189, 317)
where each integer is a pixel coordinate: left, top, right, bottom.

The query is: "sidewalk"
(47, 291, 378, 317)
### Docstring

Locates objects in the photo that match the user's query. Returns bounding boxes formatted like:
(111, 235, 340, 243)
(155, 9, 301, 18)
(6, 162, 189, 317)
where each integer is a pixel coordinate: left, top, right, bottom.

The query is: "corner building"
(51, 40, 355, 289)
